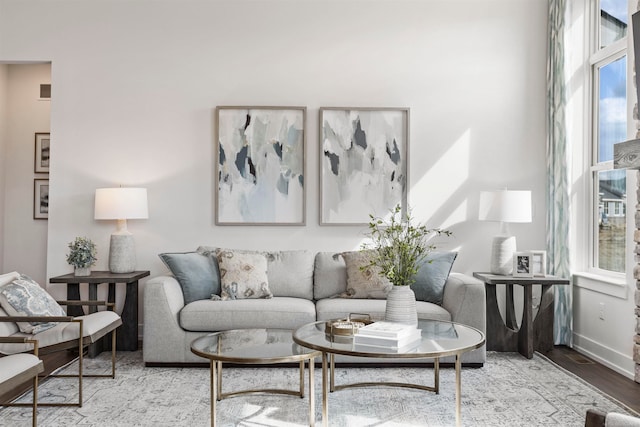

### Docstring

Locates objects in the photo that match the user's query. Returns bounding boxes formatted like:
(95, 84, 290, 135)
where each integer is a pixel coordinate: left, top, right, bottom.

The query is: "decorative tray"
(325, 313, 374, 337)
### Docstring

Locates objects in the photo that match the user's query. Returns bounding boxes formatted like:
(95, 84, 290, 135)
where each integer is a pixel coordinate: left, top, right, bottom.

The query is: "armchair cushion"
(0, 353, 44, 395)
(0, 310, 122, 355)
(0, 275, 66, 333)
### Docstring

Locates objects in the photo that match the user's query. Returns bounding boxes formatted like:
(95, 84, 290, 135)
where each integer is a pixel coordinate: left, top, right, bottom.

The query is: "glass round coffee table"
(293, 319, 485, 427)
(191, 329, 321, 427)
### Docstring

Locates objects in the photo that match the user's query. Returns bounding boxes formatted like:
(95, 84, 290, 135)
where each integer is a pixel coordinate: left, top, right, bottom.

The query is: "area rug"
(1, 351, 637, 426)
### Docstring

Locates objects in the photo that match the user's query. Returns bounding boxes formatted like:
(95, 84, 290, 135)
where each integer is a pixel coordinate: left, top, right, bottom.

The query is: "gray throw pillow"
(410, 252, 458, 305)
(0, 274, 66, 334)
(159, 252, 221, 304)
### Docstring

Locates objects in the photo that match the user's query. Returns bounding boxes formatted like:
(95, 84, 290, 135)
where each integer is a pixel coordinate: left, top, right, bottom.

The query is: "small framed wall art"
(216, 106, 306, 225)
(319, 107, 409, 225)
(33, 178, 49, 220)
(34, 132, 50, 173)
(530, 250, 547, 276)
(513, 252, 533, 277)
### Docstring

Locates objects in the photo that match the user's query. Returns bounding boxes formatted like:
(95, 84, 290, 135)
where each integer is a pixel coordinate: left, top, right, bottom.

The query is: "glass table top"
(293, 319, 485, 358)
(191, 328, 319, 363)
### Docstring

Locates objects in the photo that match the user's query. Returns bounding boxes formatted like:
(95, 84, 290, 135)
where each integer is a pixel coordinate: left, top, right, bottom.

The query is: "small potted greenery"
(362, 205, 451, 324)
(66, 237, 97, 276)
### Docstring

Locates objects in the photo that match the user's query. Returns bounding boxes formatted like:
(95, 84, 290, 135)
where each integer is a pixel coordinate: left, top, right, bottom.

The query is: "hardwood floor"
(2, 345, 639, 417)
(543, 346, 640, 414)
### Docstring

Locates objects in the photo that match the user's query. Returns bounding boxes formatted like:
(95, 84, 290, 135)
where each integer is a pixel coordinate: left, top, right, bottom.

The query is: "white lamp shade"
(479, 190, 532, 223)
(95, 188, 149, 220)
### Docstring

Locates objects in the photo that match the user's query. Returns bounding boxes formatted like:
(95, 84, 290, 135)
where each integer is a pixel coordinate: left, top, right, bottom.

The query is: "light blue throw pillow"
(410, 252, 458, 305)
(159, 252, 221, 304)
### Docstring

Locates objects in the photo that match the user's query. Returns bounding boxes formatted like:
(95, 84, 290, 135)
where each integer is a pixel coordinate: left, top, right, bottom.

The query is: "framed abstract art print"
(216, 106, 306, 225)
(319, 107, 409, 225)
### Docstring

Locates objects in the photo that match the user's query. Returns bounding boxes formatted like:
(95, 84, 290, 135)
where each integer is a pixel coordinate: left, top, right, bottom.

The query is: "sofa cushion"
(263, 250, 314, 299)
(159, 252, 221, 304)
(198, 247, 314, 299)
(342, 250, 392, 299)
(217, 250, 272, 300)
(313, 252, 348, 299)
(0, 275, 66, 334)
(410, 251, 458, 305)
(315, 298, 451, 322)
(180, 297, 316, 331)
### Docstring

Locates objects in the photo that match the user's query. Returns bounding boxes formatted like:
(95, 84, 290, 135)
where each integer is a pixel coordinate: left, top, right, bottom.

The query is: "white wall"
(0, 0, 549, 337)
(0, 64, 50, 284)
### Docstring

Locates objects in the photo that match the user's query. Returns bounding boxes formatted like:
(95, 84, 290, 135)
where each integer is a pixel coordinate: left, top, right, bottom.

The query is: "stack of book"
(353, 321, 422, 353)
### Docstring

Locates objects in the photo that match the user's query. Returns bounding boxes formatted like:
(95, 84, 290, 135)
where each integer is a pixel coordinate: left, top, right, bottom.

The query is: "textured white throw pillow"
(341, 250, 392, 299)
(216, 250, 272, 300)
(0, 275, 66, 333)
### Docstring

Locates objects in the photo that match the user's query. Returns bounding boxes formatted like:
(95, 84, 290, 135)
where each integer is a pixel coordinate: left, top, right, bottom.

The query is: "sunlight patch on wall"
(411, 129, 471, 227)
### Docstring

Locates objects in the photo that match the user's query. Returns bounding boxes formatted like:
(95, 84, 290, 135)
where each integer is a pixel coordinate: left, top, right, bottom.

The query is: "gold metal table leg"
(309, 357, 315, 427)
(322, 352, 329, 427)
(434, 357, 440, 394)
(210, 361, 217, 427)
(299, 361, 304, 397)
(455, 354, 461, 427)
(217, 361, 222, 401)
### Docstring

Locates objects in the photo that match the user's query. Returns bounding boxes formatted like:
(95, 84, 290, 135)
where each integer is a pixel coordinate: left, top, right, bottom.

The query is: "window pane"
(600, 0, 628, 48)
(597, 169, 626, 272)
(598, 55, 627, 162)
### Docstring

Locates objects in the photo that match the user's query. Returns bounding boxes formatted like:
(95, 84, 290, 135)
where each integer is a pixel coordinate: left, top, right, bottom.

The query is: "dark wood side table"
(472, 272, 570, 359)
(49, 271, 150, 354)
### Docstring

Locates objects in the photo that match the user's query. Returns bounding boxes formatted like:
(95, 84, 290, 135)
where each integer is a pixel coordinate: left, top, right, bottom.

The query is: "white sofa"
(143, 250, 486, 365)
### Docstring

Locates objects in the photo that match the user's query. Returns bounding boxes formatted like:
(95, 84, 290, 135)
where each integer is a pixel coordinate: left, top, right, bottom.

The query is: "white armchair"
(0, 337, 44, 426)
(0, 272, 122, 407)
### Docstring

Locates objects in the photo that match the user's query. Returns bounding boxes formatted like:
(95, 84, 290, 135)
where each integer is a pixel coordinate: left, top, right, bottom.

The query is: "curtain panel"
(546, 0, 572, 346)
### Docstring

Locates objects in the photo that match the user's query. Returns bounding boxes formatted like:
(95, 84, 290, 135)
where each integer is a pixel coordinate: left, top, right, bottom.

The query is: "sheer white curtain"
(546, 0, 572, 346)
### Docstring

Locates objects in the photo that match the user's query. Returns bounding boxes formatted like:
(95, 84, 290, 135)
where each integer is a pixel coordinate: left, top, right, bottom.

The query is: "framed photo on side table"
(33, 179, 49, 220)
(34, 132, 50, 173)
(513, 252, 533, 277)
(531, 250, 547, 276)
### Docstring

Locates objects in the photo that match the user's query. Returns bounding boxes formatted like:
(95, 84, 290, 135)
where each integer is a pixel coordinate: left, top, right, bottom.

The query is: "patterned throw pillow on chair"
(216, 250, 272, 300)
(0, 274, 66, 333)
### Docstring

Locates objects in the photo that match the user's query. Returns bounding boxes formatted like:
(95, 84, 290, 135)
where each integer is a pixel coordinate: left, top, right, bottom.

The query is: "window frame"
(587, 0, 629, 277)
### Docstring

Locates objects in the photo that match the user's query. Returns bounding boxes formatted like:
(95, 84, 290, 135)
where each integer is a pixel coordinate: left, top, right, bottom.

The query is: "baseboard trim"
(572, 332, 635, 380)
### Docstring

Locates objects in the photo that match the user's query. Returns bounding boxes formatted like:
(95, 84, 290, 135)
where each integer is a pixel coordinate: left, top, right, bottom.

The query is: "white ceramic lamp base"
(490, 235, 516, 275)
(109, 234, 136, 273)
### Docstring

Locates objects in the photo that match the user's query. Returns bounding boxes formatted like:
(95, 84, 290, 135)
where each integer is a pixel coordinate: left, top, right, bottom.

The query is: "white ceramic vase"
(74, 267, 91, 277)
(385, 285, 418, 325)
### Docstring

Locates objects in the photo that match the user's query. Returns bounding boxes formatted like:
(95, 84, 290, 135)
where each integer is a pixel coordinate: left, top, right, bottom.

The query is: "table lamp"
(479, 189, 532, 275)
(94, 187, 148, 273)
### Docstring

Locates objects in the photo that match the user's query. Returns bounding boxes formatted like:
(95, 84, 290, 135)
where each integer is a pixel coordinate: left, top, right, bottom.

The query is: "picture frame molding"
(34, 132, 50, 174)
(215, 105, 306, 226)
(319, 106, 410, 225)
(33, 178, 49, 220)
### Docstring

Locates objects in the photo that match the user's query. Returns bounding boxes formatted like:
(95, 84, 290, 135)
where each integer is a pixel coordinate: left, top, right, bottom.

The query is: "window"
(590, 0, 628, 274)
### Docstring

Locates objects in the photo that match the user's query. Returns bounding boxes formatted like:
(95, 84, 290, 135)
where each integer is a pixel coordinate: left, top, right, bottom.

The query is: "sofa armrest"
(143, 275, 188, 362)
(144, 275, 185, 321)
(441, 272, 486, 334)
